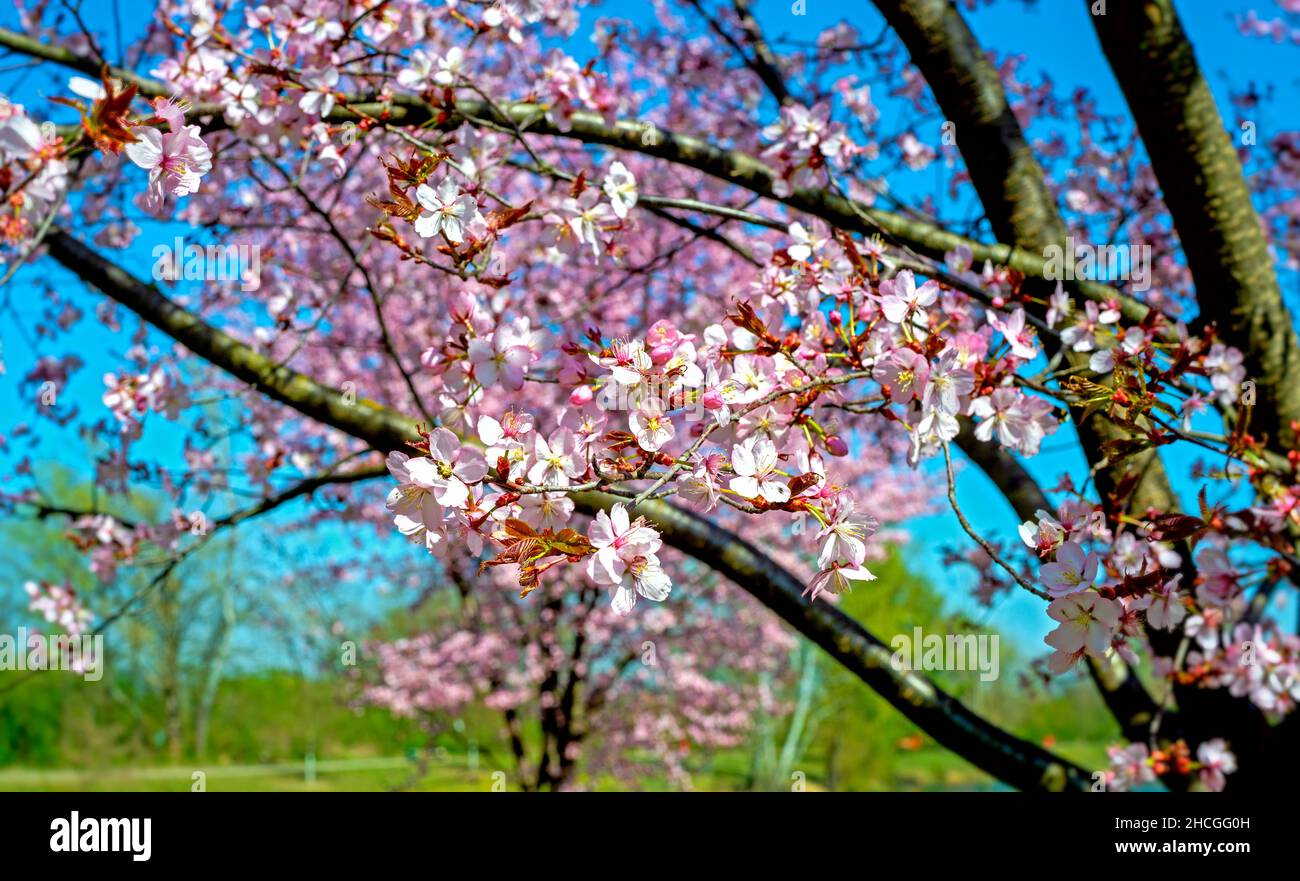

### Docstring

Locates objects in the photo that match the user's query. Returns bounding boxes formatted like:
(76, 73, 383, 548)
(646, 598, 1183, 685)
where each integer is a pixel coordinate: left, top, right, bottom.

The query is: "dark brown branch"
(569, 489, 1092, 791)
(1087, 0, 1294, 788)
(44, 228, 419, 453)
(0, 23, 1154, 328)
(1088, 0, 1300, 454)
(871, 0, 1171, 747)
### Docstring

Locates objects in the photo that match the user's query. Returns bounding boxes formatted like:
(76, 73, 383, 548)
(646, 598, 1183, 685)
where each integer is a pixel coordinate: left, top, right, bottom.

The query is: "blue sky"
(0, 0, 1296, 656)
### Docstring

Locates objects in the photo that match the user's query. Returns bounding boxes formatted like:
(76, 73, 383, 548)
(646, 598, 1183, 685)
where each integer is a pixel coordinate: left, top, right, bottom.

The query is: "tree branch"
(44, 228, 419, 453)
(0, 23, 1154, 327)
(1086, 0, 1293, 788)
(1088, 0, 1300, 453)
(869, 0, 1174, 749)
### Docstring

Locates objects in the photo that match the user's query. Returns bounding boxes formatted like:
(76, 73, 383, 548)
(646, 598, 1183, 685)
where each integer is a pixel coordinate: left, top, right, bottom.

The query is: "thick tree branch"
(870, 0, 1064, 250)
(870, 0, 1174, 749)
(731, 0, 794, 105)
(28, 461, 387, 532)
(0, 27, 168, 97)
(1087, 0, 1293, 787)
(44, 229, 418, 453)
(0, 23, 1155, 328)
(685, 0, 792, 106)
(1088, 0, 1300, 453)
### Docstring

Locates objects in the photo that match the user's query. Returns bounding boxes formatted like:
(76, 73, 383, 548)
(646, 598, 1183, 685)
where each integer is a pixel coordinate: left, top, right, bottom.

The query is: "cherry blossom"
(404, 429, 488, 509)
(729, 436, 790, 504)
(6, 0, 1297, 795)
(1044, 592, 1121, 672)
(414, 179, 482, 243)
(1196, 739, 1237, 792)
(602, 161, 637, 219)
(878, 270, 939, 325)
(123, 108, 212, 214)
(528, 429, 585, 488)
(586, 504, 670, 613)
(1039, 540, 1100, 597)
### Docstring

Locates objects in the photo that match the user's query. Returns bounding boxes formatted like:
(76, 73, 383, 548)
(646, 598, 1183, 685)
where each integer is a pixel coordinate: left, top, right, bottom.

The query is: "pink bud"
(569, 385, 595, 407)
(646, 319, 679, 348)
(649, 344, 675, 366)
(825, 435, 849, 457)
(701, 388, 725, 410)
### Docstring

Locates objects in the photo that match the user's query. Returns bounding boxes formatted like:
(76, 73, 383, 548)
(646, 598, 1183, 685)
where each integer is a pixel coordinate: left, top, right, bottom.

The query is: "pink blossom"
(1196, 738, 1237, 792)
(989, 308, 1038, 360)
(874, 348, 931, 402)
(528, 429, 584, 487)
(123, 112, 212, 214)
(729, 436, 789, 504)
(585, 504, 669, 613)
(1019, 509, 1066, 557)
(629, 400, 675, 452)
(468, 333, 532, 390)
(878, 270, 939, 325)
(414, 179, 482, 243)
(1045, 592, 1120, 671)
(1040, 540, 1100, 597)
(404, 429, 488, 509)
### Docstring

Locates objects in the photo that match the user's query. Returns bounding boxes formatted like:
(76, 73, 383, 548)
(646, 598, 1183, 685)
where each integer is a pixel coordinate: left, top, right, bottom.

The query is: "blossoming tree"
(2, 0, 1299, 791)
(361, 553, 799, 790)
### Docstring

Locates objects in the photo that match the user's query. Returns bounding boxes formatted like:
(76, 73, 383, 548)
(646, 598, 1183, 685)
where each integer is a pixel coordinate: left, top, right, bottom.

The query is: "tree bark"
(1089, 0, 1300, 453)
(869, 0, 1174, 748)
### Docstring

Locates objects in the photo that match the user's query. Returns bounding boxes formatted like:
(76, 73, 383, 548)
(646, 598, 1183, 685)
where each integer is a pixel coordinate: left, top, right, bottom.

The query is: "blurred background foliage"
(1, 475, 1119, 790)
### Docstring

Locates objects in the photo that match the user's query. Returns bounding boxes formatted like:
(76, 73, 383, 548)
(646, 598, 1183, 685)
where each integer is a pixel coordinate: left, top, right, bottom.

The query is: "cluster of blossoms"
(66, 514, 140, 584)
(365, 629, 527, 714)
(1, 78, 213, 236)
(64, 511, 202, 584)
(0, 101, 66, 247)
(1024, 498, 1299, 727)
(534, 47, 622, 131)
(102, 367, 191, 438)
(1176, 620, 1300, 719)
(761, 103, 860, 197)
(369, 151, 636, 272)
(387, 276, 897, 612)
(540, 164, 637, 263)
(24, 580, 93, 637)
(387, 429, 673, 615)
(361, 565, 794, 790)
(1104, 738, 1238, 792)
(381, 188, 1267, 668)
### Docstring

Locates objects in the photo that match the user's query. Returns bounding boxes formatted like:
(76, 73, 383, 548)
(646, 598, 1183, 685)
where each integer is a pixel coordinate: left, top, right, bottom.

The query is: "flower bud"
(569, 385, 594, 407)
(649, 344, 675, 365)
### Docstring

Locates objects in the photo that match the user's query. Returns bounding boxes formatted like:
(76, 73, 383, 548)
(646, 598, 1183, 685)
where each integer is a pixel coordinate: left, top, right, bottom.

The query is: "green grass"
(0, 756, 493, 792)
